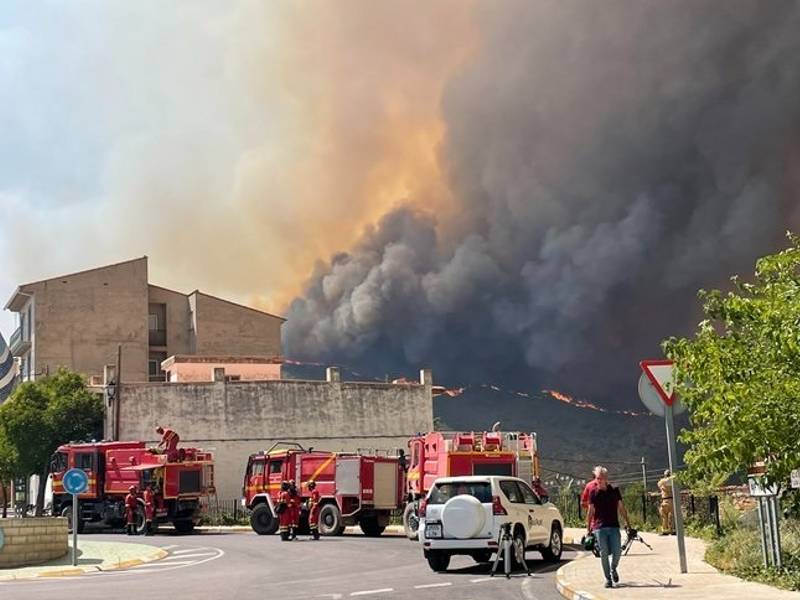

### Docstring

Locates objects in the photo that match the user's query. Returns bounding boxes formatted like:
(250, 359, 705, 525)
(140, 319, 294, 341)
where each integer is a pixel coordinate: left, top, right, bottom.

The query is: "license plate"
(425, 522, 443, 538)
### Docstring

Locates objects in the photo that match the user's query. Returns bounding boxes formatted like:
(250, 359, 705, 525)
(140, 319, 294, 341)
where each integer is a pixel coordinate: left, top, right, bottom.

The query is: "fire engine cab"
(50, 440, 214, 534)
(403, 430, 540, 539)
(242, 443, 405, 537)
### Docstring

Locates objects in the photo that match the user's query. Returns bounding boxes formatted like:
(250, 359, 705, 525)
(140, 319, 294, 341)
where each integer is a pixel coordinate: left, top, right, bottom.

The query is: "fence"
(548, 484, 722, 535)
(204, 497, 251, 525)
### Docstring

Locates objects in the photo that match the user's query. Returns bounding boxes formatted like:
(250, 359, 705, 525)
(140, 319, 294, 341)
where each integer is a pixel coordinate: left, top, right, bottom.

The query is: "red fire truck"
(242, 443, 405, 537)
(50, 440, 214, 534)
(402, 430, 540, 539)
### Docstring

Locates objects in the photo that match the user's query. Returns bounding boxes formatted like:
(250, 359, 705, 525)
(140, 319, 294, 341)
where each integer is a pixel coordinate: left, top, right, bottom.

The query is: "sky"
(2, 1, 800, 408)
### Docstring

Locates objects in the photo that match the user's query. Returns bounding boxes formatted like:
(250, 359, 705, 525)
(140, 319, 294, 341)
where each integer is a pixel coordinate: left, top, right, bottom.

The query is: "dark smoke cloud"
(285, 0, 800, 407)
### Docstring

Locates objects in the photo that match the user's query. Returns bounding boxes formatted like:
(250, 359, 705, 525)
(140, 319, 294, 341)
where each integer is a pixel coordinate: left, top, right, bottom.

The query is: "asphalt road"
(0, 530, 578, 600)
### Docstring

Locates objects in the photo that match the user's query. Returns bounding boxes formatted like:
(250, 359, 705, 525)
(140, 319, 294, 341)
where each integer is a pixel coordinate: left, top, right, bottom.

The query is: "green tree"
(663, 234, 800, 489)
(0, 369, 103, 515)
(0, 434, 19, 518)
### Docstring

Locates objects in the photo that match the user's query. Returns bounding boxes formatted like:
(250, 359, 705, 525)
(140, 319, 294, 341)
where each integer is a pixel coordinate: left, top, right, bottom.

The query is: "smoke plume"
(285, 1, 800, 407)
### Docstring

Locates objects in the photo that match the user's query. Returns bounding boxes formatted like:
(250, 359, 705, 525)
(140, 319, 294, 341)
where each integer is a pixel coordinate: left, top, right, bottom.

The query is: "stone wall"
(114, 369, 434, 499)
(0, 518, 68, 568)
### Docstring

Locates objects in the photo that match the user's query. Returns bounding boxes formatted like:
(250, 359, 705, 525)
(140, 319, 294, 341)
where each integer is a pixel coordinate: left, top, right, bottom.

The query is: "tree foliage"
(0, 369, 104, 513)
(663, 234, 800, 488)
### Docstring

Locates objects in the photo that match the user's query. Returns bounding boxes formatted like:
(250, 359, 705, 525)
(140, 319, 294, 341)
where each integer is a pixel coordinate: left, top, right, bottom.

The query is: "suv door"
(498, 480, 528, 535)
(517, 480, 548, 543)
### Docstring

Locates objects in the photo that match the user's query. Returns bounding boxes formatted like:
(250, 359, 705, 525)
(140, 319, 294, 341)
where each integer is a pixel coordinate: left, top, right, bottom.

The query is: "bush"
(706, 517, 800, 591)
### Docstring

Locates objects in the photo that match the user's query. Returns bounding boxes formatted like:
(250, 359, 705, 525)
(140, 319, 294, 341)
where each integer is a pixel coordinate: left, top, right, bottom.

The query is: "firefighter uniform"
(143, 486, 155, 535)
(307, 482, 321, 540)
(278, 482, 293, 540)
(125, 486, 139, 535)
(658, 470, 674, 535)
(287, 480, 300, 540)
(156, 426, 181, 462)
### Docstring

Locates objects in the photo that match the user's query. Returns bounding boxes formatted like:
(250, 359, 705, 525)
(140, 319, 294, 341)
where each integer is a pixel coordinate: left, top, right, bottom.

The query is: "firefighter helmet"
(281, 481, 289, 491)
(129, 485, 137, 492)
(308, 480, 316, 490)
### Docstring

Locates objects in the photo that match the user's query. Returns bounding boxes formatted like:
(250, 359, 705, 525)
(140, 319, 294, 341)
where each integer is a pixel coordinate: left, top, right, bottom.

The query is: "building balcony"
(8, 326, 31, 356)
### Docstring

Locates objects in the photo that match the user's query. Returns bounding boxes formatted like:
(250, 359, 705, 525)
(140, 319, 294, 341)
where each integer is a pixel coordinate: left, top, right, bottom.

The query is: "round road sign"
(638, 372, 686, 417)
(63, 468, 89, 495)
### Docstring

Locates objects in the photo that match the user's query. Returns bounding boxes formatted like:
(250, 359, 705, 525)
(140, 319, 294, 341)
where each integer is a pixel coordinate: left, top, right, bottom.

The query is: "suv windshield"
(428, 481, 492, 504)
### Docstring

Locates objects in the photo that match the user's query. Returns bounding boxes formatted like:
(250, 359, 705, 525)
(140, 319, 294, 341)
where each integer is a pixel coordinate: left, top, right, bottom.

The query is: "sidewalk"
(0, 539, 166, 581)
(558, 527, 799, 600)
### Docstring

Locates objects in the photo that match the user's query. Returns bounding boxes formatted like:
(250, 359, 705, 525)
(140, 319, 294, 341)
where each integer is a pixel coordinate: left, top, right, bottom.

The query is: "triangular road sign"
(640, 359, 676, 406)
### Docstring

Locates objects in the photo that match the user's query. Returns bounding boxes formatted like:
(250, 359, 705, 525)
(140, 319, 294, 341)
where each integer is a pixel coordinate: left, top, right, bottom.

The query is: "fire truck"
(242, 443, 405, 537)
(402, 430, 540, 539)
(50, 440, 214, 534)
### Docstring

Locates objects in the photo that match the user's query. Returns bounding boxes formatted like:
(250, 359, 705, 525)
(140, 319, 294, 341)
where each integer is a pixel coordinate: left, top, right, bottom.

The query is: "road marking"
(317, 595, 343, 600)
(171, 547, 213, 555)
(470, 577, 495, 583)
(414, 583, 452, 589)
(160, 544, 180, 550)
(350, 589, 394, 596)
(160, 553, 217, 560)
(132, 560, 197, 567)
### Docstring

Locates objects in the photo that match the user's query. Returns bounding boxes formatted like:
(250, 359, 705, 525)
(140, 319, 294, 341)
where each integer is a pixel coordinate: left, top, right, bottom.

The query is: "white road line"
(131, 560, 197, 567)
(171, 547, 212, 555)
(413, 583, 452, 589)
(161, 553, 217, 560)
(350, 589, 394, 596)
(470, 577, 495, 583)
(160, 545, 180, 550)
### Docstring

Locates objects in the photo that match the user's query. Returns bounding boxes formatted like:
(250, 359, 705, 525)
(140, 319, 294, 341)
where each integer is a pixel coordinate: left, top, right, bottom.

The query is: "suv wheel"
(512, 529, 527, 567)
(426, 551, 451, 572)
(541, 523, 563, 562)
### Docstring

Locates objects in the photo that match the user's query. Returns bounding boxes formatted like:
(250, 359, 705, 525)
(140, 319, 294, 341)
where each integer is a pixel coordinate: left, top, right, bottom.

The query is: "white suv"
(419, 476, 563, 572)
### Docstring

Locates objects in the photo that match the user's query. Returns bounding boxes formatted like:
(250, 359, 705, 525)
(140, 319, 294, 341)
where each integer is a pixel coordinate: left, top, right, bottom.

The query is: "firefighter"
(155, 426, 180, 462)
(142, 484, 155, 535)
(278, 481, 292, 541)
(287, 479, 300, 540)
(125, 485, 139, 535)
(307, 480, 321, 540)
(658, 469, 674, 535)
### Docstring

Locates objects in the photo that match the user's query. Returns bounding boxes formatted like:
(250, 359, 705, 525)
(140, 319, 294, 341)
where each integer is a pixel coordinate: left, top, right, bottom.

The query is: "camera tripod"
(622, 528, 653, 556)
(490, 523, 532, 579)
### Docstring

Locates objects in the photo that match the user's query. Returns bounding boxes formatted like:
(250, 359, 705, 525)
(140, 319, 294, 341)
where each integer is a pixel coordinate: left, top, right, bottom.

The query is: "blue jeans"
(594, 527, 621, 582)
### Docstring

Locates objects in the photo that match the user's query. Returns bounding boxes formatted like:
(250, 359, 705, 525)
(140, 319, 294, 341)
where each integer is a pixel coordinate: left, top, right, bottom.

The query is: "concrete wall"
(147, 285, 193, 356)
(0, 518, 68, 568)
(191, 292, 283, 357)
(164, 360, 282, 382)
(27, 258, 149, 382)
(115, 375, 433, 500)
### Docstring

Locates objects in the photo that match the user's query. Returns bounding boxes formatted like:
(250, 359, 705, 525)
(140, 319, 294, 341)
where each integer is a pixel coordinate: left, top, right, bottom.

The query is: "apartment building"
(4, 257, 284, 384)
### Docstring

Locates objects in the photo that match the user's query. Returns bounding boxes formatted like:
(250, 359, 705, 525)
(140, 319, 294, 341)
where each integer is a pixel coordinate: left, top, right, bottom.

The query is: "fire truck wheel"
(134, 503, 148, 536)
(425, 551, 450, 572)
(172, 519, 196, 534)
(358, 516, 386, 537)
(402, 502, 419, 540)
(62, 505, 84, 534)
(250, 503, 279, 535)
(540, 523, 563, 562)
(318, 504, 345, 536)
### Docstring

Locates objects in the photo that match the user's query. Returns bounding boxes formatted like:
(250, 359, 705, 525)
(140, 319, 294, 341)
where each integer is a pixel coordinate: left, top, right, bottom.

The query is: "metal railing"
(9, 326, 22, 350)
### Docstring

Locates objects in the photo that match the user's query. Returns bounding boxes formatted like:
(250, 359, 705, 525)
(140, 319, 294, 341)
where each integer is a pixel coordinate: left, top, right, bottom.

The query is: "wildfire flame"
(543, 389, 648, 417)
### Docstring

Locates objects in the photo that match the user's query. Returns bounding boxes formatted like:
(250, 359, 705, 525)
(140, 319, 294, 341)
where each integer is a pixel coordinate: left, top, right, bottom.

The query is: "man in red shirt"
(581, 466, 602, 522)
(586, 467, 631, 589)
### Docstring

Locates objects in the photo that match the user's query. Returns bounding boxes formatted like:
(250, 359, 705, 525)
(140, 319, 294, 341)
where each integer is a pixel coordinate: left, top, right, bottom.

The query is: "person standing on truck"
(586, 467, 632, 589)
(278, 481, 292, 541)
(307, 480, 321, 540)
(657, 469, 674, 535)
(125, 485, 139, 536)
(155, 426, 180, 462)
(287, 479, 300, 540)
(142, 484, 155, 535)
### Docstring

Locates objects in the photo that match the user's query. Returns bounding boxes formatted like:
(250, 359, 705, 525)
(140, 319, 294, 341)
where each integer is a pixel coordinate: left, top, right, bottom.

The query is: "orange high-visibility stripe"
(306, 454, 337, 485)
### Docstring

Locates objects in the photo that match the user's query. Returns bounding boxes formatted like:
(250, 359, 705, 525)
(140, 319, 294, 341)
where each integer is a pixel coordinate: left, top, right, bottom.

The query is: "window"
(251, 462, 265, 477)
(269, 460, 284, 474)
(75, 453, 94, 471)
(499, 480, 524, 503)
(428, 481, 492, 504)
(50, 453, 68, 474)
(411, 442, 420, 468)
(518, 481, 541, 505)
(148, 314, 159, 331)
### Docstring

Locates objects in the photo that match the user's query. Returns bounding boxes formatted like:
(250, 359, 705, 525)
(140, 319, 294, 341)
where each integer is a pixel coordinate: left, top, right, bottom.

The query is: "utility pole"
(641, 457, 648, 524)
(114, 344, 122, 441)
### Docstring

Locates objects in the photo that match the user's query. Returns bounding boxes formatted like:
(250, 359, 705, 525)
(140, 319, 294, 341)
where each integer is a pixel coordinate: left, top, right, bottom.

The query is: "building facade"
(4, 257, 284, 385)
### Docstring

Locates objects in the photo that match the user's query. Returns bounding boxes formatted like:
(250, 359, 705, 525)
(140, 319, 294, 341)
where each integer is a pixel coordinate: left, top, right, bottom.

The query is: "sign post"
(638, 360, 688, 574)
(62, 468, 89, 567)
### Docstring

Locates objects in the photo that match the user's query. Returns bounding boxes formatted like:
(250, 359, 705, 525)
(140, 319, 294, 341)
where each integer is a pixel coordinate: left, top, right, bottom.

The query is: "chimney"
(326, 367, 341, 383)
(213, 367, 225, 383)
(419, 369, 433, 386)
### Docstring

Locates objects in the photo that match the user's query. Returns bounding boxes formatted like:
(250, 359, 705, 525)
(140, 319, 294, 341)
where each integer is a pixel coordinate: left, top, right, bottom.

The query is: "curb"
(556, 563, 605, 600)
(0, 547, 168, 581)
